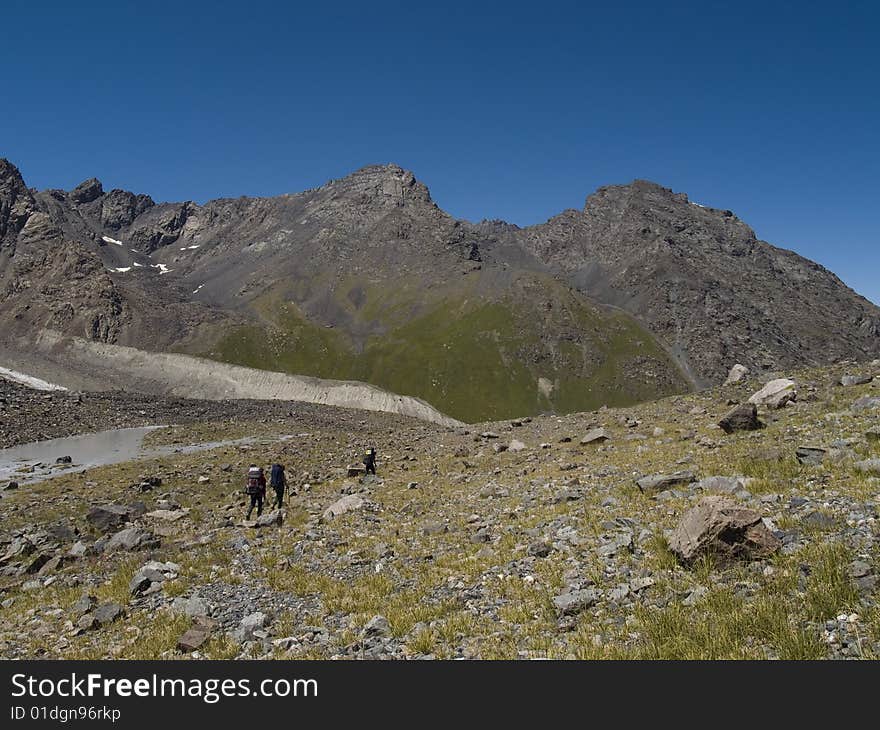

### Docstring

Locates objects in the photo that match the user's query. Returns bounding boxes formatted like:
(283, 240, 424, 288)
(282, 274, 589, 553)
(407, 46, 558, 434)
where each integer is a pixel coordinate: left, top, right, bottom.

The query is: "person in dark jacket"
(270, 463, 287, 508)
(363, 447, 377, 475)
(245, 464, 267, 519)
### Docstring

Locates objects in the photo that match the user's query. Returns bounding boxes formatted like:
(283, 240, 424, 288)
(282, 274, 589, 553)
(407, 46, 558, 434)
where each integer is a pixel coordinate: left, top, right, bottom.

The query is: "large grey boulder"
(321, 494, 365, 522)
(668, 496, 781, 563)
(748, 379, 797, 409)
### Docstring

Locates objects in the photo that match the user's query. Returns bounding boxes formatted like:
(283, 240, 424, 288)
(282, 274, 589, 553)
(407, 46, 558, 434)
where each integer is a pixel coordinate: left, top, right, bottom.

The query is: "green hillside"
(205, 274, 690, 422)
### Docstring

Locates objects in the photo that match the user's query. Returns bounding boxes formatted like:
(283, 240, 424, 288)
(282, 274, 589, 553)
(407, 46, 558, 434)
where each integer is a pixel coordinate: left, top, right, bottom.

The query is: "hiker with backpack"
(245, 464, 267, 519)
(270, 463, 287, 508)
(363, 446, 377, 475)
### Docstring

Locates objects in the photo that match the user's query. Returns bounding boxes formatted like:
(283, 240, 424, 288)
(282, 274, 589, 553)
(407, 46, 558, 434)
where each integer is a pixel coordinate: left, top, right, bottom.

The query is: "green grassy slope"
(203, 273, 690, 422)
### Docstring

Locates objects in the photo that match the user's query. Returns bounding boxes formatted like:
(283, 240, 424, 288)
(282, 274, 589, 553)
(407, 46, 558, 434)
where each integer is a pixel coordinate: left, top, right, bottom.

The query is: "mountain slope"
(1, 159, 876, 420)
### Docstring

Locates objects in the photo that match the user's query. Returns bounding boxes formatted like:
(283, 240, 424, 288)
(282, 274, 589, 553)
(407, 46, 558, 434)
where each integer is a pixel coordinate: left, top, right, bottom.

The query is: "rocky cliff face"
(0, 158, 876, 420)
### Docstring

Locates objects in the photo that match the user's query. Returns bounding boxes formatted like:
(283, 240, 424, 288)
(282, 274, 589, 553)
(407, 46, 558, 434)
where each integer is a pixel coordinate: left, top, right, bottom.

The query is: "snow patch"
(111, 267, 132, 273)
(690, 201, 706, 208)
(102, 236, 123, 246)
(0, 366, 68, 392)
(192, 284, 205, 294)
(150, 263, 172, 275)
(179, 245, 200, 251)
(132, 262, 144, 267)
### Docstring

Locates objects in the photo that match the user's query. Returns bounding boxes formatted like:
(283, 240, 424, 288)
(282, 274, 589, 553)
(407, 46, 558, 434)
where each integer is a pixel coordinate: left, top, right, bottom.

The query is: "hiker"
(363, 446, 377, 475)
(270, 463, 287, 508)
(245, 464, 266, 519)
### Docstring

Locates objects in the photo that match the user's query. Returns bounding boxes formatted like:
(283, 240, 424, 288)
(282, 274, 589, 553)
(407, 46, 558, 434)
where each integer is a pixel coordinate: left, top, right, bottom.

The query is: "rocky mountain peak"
(0, 158, 35, 241)
(69, 177, 104, 204)
(327, 163, 434, 209)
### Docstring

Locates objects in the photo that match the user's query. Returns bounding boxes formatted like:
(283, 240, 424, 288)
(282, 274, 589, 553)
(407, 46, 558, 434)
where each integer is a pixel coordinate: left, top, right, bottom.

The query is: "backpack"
(270, 464, 285, 487)
(245, 467, 263, 495)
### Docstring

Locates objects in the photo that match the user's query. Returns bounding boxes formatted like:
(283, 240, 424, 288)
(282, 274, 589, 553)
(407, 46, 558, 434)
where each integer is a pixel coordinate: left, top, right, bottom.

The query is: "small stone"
(553, 589, 600, 616)
(255, 510, 283, 528)
(363, 614, 390, 637)
(636, 471, 696, 492)
(177, 627, 210, 652)
(528, 541, 553, 558)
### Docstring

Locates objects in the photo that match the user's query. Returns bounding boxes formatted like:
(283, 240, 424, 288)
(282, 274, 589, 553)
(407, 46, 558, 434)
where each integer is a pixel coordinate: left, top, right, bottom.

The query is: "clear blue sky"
(2, 0, 878, 303)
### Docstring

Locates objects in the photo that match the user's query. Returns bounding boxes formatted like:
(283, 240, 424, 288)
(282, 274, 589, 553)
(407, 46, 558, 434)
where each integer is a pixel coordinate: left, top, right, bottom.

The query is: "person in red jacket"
(245, 464, 267, 519)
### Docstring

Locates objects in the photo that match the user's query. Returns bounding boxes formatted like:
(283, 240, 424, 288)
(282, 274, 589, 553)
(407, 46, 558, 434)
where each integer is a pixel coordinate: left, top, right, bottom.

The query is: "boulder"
(105, 528, 159, 552)
(636, 470, 696, 492)
(86, 504, 131, 533)
(86, 504, 144, 534)
(580, 428, 611, 445)
(171, 596, 210, 618)
(321, 494, 365, 522)
(2, 481, 19, 491)
(255, 510, 283, 528)
(854, 459, 880, 475)
(852, 396, 880, 412)
(68, 541, 93, 559)
(508, 439, 526, 452)
(796, 447, 827, 466)
(748, 378, 797, 409)
(840, 374, 873, 387)
(694, 476, 751, 494)
(718, 403, 762, 433)
(724, 364, 749, 385)
(667, 496, 781, 563)
(70, 595, 97, 617)
(91, 602, 124, 627)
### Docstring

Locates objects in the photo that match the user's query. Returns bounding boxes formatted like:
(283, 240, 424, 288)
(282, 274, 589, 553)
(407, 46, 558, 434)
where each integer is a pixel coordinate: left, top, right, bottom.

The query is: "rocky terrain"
(1, 359, 878, 660)
(3, 157, 877, 421)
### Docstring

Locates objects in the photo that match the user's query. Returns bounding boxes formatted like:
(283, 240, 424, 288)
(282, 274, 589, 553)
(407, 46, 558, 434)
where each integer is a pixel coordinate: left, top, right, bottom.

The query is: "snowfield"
(0, 366, 67, 391)
(102, 235, 123, 246)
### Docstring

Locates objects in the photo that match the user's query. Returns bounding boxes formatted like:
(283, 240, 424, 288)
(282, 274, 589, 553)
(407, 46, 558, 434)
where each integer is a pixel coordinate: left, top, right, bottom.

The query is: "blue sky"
(2, 0, 878, 303)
